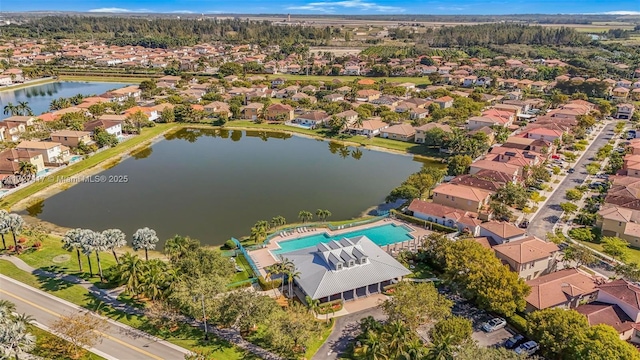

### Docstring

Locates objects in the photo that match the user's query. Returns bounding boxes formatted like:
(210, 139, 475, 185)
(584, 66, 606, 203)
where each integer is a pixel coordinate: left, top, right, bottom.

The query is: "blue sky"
(2, 0, 639, 15)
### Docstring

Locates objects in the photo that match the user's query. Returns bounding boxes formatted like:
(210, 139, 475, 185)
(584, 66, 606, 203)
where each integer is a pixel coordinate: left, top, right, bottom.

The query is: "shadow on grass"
(33, 270, 77, 291)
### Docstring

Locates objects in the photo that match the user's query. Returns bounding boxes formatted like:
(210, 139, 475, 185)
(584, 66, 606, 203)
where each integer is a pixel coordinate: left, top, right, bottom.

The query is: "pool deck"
(249, 218, 433, 276)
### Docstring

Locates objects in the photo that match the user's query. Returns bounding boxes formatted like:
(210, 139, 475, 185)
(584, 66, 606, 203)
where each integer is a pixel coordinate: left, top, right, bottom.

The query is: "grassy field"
(272, 73, 433, 85)
(59, 75, 149, 83)
(226, 120, 444, 158)
(28, 325, 107, 360)
(1, 123, 180, 210)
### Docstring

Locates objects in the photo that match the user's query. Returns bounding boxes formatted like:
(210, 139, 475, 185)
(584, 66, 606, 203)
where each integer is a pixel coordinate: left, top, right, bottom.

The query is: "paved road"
(0, 274, 190, 360)
(313, 307, 386, 360)
(528, 122, 616, 239)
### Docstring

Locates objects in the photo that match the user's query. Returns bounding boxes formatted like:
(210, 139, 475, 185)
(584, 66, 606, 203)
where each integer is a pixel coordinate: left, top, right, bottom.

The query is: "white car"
(515, 341, 539, 356)
(481, 317, 506, 332)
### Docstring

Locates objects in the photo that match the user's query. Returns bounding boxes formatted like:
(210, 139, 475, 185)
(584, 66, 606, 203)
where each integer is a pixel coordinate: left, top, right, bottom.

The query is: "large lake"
(29, 128, 434, 246)
(0, 81, 131, 120)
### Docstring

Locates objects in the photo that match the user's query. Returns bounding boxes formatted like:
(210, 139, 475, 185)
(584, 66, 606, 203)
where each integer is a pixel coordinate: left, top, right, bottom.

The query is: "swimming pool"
(69, 155, 83, 163)
(36, 168, 53, 177)
(272, 223, 414, 255)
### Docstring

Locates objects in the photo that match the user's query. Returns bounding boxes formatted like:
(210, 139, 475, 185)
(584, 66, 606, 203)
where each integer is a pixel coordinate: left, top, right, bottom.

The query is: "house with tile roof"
(414, 123, 451, 144)
(478, 221, 527, 244)
(380, 124, 416, 142)
(431, 183, 492, 213)
(469, 159, 522, 178)
(597, 279, 640, 324)
(576, 302, 636, 340)
(347, 119, 389, 137)
(598, 204, 640, 247)
(492, 236, 559, 280)
(407, 199, 482, 235)
(286, 236, 411, 302)
(525, 268, 599, 312)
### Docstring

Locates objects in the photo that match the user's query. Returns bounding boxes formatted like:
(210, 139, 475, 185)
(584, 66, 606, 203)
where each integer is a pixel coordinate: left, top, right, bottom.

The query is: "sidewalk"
(527, 121, 610, 225)
(0, 254, 284, 360)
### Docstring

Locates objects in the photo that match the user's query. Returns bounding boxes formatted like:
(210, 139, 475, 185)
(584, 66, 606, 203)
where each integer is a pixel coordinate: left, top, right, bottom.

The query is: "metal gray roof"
(286, 235, 411, 300)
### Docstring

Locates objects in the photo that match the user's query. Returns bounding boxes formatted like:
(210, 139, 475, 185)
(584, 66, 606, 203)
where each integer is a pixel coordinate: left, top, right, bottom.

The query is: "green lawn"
(226, 120, 444, 158)
(575, 240, 640, 265)
(1, 123, 180, 210)
(0, 259, 259, 360)
(305, 319, 335, 359)
(230, 253, 256, 284)
(0, 259, 96, 307)
(28, 324, 106, 360)
(58, 75, 148, 83)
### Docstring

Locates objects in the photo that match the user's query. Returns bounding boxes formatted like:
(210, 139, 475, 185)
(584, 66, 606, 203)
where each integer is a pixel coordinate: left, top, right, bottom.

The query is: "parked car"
(568, 168, 575, 174)
(515, 341, 539, 356)
(558, 243, 569, 251)
(505, 334, 525, 349)
(519, 221, 529, 229)
(482, 317, 507, 332)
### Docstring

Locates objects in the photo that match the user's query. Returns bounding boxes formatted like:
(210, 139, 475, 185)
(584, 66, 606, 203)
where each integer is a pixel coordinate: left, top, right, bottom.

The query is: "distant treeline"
(418, 24, 591, 47)
(0, 17, 594, 49)
(0, 16, 335, 48)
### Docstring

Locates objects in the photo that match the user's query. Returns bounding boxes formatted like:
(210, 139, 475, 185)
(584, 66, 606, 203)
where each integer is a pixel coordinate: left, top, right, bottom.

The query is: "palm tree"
(16, 101, 33, 116)
(387, 321, 409, 359)
(62, 228, 85, 271)
(305, 295, 320, 317)
(0, 299, 16, 320)
(141, 259, 169, 300)
(264, 264, 281, 298)
(0, 320, 36, 360)
(80, 231, 96, 277)
(316, 209, 332, 223)
(6, 214, 24, 248)
(3, 102, 17, 116)
(298, 210, 313, 224)
(270, 216, 286, 228)
(358, 330, 387, 360)
(102, 229, 127, 265)
(89, 231, 109, 282)
(286, 266, 301, 299)
(18, 162, 36, 181)
(0, 210, 10, 250)
(278, 257, 294, 296)
(426, 334, 456, 360)
(164, 235, 199, 262)
(132, 227, 159, 261)
(118, 253, 144, 297)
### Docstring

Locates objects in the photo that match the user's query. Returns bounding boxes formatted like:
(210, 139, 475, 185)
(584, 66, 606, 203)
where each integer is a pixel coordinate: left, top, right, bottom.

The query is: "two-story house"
(414, 123, 452, 144)
(597, 205, 640, 247)
(84, 119, 122, 137)
(478, 221, 526, 243)
(15, 141, 70, 165)
(0, 149, 45, 177)
(294, 111, 330, 128)
(616, 103, 635, 120)
(525, 268, 599, 312)
(408, 199, 482, 235)
(492, 236, 560, 280)
(334, 110, 359, 126)
(266, 104, 294, 121)
(242, 103, 264, 120)
(50, 130, 94, 148)
(431, 183, 492, 214)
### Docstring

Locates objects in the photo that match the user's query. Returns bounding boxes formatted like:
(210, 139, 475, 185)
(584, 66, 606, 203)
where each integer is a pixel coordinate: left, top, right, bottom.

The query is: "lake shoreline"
(0, 77, 57, 93)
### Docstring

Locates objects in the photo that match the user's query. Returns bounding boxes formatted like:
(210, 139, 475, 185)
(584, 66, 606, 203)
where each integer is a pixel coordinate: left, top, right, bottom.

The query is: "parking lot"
(447, 292, 519, 348)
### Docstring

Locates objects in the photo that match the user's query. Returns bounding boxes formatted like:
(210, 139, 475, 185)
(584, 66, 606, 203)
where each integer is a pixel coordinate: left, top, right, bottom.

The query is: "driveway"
(312, 307, 386, 360)
(528, 122, 615, 239)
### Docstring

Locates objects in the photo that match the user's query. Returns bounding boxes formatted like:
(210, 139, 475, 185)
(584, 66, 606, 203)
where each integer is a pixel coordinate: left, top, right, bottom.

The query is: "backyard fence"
(232, 237, 262, 276)
(326, 215, 388, 231)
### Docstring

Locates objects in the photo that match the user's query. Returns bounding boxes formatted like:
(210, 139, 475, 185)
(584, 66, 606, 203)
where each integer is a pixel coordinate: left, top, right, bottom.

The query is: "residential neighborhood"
(2, 12, 640, 360)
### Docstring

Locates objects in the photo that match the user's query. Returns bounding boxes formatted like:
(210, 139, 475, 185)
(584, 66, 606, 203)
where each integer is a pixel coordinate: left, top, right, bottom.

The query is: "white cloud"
(602, 11, 640, 15)
(288, 0, 404, 13)
(88, 7, 133, 13)
(169, 10, 196, 14)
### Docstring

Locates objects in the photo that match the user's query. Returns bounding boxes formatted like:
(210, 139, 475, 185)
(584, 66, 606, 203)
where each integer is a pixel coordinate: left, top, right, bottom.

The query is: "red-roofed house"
(407, 199, 482, 235)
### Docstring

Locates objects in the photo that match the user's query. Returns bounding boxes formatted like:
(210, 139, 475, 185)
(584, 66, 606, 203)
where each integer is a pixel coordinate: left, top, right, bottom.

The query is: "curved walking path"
(0, 255, 284, 360)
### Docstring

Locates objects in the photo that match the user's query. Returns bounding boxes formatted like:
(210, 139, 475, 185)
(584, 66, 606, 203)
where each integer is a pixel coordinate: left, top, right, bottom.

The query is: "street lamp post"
(195, 294, 209, 341)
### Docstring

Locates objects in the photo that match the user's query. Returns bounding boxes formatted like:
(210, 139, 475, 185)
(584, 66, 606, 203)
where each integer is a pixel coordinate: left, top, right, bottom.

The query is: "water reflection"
(131, 146, 153, 160)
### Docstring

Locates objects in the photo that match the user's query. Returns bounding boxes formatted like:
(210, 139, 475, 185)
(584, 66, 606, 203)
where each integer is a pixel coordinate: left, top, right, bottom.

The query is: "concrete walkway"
(0, 255, 284, 360)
